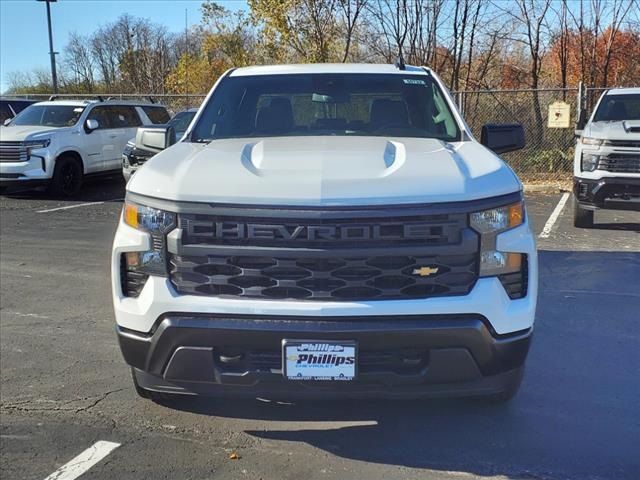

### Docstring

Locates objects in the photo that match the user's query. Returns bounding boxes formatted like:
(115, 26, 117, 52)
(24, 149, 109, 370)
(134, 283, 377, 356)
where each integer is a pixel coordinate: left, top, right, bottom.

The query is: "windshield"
(9, 105, 85, 127)
(169, 111, 196, 136)
(191, 73, 461, 142)
(593, 94, 640, 122)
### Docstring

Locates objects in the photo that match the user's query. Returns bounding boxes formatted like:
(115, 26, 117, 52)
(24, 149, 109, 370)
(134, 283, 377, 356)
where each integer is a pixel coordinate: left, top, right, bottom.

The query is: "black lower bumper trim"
(118, 314, 532, 399)
(574, 176, 640, 211)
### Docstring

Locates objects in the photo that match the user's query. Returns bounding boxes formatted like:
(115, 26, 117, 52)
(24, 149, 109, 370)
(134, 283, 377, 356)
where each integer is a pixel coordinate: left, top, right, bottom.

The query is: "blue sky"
(0, 0, 247, 93)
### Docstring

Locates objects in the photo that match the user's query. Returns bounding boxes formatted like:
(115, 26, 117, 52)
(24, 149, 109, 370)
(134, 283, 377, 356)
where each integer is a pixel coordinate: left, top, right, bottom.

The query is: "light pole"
(37, 0, 58, 93)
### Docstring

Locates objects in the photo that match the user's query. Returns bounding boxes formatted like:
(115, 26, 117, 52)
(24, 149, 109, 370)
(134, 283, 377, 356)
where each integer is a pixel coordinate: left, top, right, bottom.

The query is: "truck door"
(103, 106, 142, 171)
(83, 105, 113, 173)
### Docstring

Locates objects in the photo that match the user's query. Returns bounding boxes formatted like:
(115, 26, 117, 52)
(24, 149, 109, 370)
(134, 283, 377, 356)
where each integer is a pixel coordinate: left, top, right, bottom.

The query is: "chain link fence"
(13, 88, 603, 184)
(454, 88, 580, 184)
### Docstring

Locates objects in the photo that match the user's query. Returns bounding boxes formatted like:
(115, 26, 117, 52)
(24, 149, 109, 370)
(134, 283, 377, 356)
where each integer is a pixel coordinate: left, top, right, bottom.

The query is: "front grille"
(169, 253, 478, 300)
(168, 206, 481, 301)
(597, 154, 640, 173)
(604, 139, 640, 148)
(0, 141, 27, 163)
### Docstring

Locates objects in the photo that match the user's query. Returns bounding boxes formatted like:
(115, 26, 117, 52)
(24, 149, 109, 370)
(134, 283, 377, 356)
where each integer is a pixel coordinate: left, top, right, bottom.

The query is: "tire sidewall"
(51, 156, 83, 197)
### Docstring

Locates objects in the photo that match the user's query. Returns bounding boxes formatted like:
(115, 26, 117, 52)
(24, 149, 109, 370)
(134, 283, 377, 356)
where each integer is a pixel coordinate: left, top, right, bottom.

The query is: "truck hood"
(584, 120, 640, 140)
(0, 125, 69, 142)
(128, 136, 521, 206)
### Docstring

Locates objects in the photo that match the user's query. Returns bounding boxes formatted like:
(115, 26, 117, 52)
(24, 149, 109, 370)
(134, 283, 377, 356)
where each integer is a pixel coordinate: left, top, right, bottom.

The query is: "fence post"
(577, 81, 583, 118)
(457, 91, 464, 115)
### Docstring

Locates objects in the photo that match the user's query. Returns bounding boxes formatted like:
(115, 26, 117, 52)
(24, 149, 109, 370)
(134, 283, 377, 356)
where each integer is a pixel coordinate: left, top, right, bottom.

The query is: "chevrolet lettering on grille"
(189, 221, 445, 242)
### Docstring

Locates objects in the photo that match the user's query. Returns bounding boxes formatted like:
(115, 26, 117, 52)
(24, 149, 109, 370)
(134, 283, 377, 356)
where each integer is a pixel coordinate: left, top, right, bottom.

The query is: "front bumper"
(574, 176, 640, 211)
(120, 314, 531, 399)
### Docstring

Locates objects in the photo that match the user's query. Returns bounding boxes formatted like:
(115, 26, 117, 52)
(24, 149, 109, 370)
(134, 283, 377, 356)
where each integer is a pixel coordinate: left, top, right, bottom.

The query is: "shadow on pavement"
(154, 250, 640, 479)
(0, 175, 126, 203)
(589, 221, 640, 232)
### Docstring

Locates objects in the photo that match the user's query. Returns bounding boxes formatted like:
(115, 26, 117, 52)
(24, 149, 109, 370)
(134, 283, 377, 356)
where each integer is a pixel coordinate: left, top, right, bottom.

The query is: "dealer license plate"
(283, 341, 357, 381)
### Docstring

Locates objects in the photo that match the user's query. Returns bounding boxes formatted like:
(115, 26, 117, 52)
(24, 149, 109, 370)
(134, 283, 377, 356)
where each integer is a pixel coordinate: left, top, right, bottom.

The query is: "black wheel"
(573, 198, 594, 228)
(49, 156, 83, 197)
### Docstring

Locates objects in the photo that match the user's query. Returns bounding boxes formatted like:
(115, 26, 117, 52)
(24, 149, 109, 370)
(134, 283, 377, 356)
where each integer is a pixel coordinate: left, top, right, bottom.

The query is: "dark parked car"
(0, 98, 37, 124)
(122, 108, 198, 180)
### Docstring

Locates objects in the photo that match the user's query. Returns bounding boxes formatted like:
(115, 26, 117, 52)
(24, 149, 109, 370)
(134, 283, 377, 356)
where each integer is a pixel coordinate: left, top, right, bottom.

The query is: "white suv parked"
(0, 100, 170, 196)
(574, 88, 640, 227)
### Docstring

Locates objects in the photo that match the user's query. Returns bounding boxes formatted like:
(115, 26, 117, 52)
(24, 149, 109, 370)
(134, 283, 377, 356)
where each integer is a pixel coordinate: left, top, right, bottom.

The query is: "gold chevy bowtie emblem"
(412, 266, 439, 277)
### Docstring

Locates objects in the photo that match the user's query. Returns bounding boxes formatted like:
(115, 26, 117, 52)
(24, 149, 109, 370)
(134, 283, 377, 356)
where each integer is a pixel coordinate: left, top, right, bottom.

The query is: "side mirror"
(3, 118, 11, 126)
(136, 125, 176, 152)
(481, 123, 526, 154)
(85, 119, 99, 132)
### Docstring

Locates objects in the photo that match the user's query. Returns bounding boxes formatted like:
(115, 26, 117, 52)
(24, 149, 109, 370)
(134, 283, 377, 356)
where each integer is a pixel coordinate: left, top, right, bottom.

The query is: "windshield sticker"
(73, 108, 84, 112)
(403, 79, 426, 85)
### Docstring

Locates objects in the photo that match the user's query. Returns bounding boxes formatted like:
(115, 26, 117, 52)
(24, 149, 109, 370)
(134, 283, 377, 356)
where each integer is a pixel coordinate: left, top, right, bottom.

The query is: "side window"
(86, 106, 111, 130)
(108, 106, 142, 128)
(431, 87, 458, 137)
(142, 106, 171, 124)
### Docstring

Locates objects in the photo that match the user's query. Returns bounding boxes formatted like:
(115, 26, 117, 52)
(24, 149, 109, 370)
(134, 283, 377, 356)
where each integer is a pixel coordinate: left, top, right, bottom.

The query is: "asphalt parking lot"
(1, 180, 639, 480)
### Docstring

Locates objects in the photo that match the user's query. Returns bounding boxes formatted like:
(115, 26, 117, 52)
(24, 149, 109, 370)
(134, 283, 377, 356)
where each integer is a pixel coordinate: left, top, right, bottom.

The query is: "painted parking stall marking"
(36, 198, 123, 213)
(43, 441, 120, 480)
(539, 192, 570, 238)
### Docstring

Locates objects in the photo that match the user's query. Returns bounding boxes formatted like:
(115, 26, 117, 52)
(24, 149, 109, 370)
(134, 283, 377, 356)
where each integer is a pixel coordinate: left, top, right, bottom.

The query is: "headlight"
(123, 201, 176, 234)
(121, 201, 176, 289)
(470, 200, 527, 289)
(470, 201, 524, 234)
(581, 153, 600, 172)
(24, 138, 51, 157)
(581, 137, 603, 146)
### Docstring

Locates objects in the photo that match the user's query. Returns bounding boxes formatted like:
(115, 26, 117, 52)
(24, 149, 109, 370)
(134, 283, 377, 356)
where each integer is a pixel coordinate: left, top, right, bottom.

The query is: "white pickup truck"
(574, 88, 640, 227)
(112, 63, 538, 403)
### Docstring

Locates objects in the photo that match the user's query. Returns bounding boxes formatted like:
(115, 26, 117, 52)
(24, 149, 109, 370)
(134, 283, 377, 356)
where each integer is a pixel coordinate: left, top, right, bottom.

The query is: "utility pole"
(185, 8, 189, 107)
(37, 0, 58, 93)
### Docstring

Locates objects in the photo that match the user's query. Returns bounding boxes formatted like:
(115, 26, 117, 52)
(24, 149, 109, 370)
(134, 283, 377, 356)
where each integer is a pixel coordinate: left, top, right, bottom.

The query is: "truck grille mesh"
(0, 141, 27, 163)
(169, 253, 478, 300)
(168, 208, 479, 301)
(597, 154, 640, 173)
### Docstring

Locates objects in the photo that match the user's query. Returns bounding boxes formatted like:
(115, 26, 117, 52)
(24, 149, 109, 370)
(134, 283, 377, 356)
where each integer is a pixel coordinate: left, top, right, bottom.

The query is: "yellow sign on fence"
(548, 101, 571, 128)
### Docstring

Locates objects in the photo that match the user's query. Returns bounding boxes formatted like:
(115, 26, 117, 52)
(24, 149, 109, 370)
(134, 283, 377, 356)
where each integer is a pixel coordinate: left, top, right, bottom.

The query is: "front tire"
(573, 198, 594, 228)
(49, 156, 83, 197)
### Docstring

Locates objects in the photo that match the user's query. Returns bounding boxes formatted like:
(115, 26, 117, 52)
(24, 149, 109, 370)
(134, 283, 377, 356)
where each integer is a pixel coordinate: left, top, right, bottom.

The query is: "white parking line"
(43, 441, 120, 480)
(36, 199, 123, 213)
(539, 192, 570, 238)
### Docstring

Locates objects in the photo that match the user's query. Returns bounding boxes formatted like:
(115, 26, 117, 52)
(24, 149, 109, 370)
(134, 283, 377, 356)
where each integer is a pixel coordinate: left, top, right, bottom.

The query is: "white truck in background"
(573, 88, 640, 227)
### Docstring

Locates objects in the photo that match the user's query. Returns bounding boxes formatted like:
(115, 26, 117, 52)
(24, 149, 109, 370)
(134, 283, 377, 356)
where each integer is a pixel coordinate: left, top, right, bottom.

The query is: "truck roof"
(605, 87, 640, 95)
(30, 99, 161, 108)
(230, 63, 430, 77)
